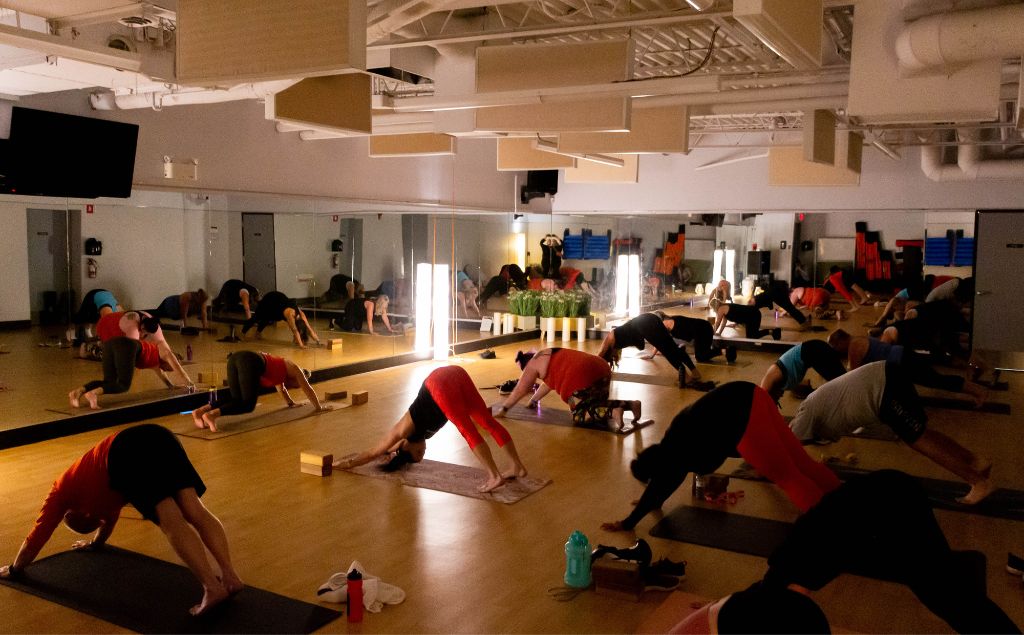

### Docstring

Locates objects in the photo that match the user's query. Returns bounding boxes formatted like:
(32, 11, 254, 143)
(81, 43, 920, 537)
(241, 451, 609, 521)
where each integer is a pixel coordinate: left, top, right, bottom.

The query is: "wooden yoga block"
(300, 463, 332, 477)
(592, 558, 643, 601)
(350, 391, 369, 405)
(300, 450, 333, 477)
(198, 371, 219, 385)
(326, 338, 344, 351)
(324, 390, 348, 401)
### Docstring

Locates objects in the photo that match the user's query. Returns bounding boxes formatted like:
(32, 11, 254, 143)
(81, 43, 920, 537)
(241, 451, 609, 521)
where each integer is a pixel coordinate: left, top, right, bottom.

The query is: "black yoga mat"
(827, 465, 1024, 521)
(649, 506, 792, 558)
(0, 547, 341, 634)
(920, 396, 1011, 415)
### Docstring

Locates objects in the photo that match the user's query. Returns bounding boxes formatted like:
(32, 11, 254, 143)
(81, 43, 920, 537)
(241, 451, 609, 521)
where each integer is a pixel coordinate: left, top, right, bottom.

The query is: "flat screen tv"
(3, 107, 138, 198)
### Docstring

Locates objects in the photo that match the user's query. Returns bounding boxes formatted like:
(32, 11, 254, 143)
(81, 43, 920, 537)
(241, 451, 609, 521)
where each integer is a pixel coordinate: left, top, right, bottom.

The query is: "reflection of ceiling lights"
(532, 137, 626, 168)
(118, 15, 158, 28)
(685, 0, 715, 10)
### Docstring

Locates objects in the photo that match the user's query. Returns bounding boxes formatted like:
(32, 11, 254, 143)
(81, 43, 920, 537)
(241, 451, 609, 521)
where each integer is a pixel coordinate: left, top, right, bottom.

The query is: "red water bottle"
(346, 569, 363, 622)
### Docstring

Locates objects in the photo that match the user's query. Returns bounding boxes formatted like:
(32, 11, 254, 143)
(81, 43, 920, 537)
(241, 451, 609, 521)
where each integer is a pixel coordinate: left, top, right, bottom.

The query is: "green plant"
(509, 290, 540, 316)
(539, 292, 559, 318)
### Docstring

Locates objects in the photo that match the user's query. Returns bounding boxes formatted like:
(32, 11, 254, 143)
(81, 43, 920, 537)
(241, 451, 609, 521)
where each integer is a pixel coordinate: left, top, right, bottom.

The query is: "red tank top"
(135, 341, 161, 369)
(96, 312, 125, 342)
(803, 287, 830, 308)
(545, 349, 610, 402)
(259, 353, 289, 387)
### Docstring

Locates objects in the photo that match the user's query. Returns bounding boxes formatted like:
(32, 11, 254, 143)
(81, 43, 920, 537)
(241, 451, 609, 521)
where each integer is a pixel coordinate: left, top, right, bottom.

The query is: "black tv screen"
(5, 107, 138, 198)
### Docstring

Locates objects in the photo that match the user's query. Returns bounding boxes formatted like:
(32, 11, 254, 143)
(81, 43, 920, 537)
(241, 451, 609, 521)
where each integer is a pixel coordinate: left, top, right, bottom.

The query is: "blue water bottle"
(564, 530, 592, 588)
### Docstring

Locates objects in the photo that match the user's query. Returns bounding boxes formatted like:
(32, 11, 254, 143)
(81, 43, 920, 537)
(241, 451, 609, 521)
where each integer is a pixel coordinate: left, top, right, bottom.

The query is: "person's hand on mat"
(637, 352, 656, 361)
(491, 403, 509, 417)
(315, 403, 336, 412)
(600, 520, 627, 532)
(527, 399, 540, 409)
(285, 400, 302, 408)
(71, 539, 101, 551)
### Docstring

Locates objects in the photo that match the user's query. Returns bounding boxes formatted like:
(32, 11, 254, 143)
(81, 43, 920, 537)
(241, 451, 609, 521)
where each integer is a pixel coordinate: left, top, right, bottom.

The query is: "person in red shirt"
(189, 350, 329, 432)
(333, 365, 528, 493)
(493, 348, 641, 431)
(0, 424, 243, 616)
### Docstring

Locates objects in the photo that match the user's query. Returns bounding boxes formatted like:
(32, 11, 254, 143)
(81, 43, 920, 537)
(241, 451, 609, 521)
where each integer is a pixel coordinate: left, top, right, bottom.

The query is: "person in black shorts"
(241, 290, 320, 348)
(211, 279, 260, 319)
(750, 280, 808, 327)
(653, 311, 737, 364)
(0, 424, 244, 616)
(597, 313, 704, 387)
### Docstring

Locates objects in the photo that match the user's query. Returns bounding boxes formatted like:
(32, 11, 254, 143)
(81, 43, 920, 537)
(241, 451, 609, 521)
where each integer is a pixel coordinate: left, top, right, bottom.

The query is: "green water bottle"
(564, 530, 592, 588)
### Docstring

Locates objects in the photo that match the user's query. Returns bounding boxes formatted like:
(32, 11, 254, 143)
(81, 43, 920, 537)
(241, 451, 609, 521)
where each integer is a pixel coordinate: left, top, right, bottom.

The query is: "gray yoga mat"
(505, 404, 654, 435)
(0, 546, 341, 634)
(920, 396, 1010, 415)
(342, 457, 552, 504)
(173, 402, 331, 440)
(649, 506, 792, 558)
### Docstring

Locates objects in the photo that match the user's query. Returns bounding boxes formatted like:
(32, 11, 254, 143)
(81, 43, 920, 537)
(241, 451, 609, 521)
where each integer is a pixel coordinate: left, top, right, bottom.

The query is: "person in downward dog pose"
(334, 365, 528, 493)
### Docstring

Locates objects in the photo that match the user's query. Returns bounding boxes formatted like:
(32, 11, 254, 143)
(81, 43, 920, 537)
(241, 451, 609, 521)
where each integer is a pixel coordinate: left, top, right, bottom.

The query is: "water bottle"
(346, 569, 364, 622)
(186, 344, 193, 362)
(692, 473, 705, 498)
(564, 530, 592, 588)
(208, 387, 216, 407)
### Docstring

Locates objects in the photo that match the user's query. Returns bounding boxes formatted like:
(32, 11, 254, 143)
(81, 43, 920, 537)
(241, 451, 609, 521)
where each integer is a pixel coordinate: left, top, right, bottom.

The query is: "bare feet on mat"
(69, 387, 84, 408)
(478, 475, 507, 493)
(202, 412, 218, 433)
(191, 582, 231, 616)
(84, 390, 101, 410)
(958, 478, 995, 505)
(502, 465, 528, 480)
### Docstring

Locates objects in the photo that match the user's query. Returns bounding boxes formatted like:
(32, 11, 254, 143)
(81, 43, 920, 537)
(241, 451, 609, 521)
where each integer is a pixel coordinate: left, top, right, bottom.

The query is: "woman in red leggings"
(602, 381, 839, 532)
(494, 348, 641, 430)
(334, 366, 528, 493)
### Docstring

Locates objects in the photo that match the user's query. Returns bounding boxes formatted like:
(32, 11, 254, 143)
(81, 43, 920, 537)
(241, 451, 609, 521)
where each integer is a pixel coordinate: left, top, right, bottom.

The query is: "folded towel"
(316, 560, 406, 612)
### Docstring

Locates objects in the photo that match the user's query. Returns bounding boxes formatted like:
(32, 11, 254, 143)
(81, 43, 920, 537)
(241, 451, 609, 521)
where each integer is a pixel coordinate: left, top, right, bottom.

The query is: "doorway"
(242, 212, 277, 293)
(973, 210, 1024, 371)
(26, 208, 70, 325)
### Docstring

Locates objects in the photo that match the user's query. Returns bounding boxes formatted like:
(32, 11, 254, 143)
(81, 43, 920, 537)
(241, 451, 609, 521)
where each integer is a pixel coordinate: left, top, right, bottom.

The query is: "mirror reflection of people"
(0, 424, 244, 616)
(67, 288, 123, 343)
(154, 289, 209, 330)
(211, 279, 260, 320)
(333, 366, 528, 493)
(189, 350, 328, 432)
(457, 266, 481, 317)
(241, 291, 320, 348)
(597, 313, 703, 388)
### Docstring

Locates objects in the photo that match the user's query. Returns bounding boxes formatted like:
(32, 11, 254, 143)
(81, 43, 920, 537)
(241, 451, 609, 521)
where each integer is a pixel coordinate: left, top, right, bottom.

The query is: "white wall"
(274, 214, 324, 298)
(359, 214, 404, 286)
(0, 203, 30, 321)
(751, 214, 796, 282)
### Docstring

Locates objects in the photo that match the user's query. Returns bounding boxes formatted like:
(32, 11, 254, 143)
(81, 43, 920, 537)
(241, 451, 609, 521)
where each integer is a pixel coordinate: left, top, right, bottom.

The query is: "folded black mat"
(920, 396, 1010, 415)
(649, 506, 792, 558)
(0, 547, 341, 634)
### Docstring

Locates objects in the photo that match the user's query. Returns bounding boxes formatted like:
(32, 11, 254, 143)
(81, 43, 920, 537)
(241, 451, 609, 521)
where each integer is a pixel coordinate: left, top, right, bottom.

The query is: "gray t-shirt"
(789, 361, 887, 442)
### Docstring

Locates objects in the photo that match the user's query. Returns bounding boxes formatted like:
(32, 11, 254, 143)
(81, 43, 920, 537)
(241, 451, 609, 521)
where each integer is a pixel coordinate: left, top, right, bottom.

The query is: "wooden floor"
(0, 304, 1021, 633)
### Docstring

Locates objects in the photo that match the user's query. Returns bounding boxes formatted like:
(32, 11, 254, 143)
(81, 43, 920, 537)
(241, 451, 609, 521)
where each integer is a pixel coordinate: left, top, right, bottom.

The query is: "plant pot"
(517, 315, 537, 330)
(561, 317, 572, 342)
(576, 317, 588, 342)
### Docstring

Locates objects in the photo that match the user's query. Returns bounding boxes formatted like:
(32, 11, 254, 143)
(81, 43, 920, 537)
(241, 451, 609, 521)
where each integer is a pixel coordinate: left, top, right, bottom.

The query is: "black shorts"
(407, 384, 447, 442)
(878, 362, 927, 443)
(107, 424, 206, 522)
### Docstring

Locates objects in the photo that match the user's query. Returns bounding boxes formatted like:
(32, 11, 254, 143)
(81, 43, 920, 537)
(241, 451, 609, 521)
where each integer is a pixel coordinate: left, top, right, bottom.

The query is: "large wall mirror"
(2, 196, 975, 437)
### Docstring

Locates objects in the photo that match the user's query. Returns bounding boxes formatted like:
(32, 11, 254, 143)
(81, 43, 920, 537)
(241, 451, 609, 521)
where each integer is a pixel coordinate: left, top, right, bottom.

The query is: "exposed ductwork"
(90, 80, 300, 110)
(920, 130, 1024, 181)
(896, 3, 1024, 74)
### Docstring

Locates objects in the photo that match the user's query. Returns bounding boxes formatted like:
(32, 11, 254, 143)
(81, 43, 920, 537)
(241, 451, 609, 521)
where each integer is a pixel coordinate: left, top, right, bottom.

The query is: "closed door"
(26, 208, 69, 324)
(242, 213, 276, 293)
(973, 211, 1024, 368)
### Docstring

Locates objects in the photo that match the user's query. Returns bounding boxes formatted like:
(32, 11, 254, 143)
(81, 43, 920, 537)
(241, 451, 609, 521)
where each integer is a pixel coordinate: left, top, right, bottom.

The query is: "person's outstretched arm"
(528, 384, 553, 407)
(298, 311, 321, 344)
(291, 364, 326, 411)
(713, 308, 727, 335)
(284, 313, 306, 348)
(158, 343, 191, 387)
(334, 412, 415, 468)
(602, 471, 687, 532)
(495, 364, 542, 414)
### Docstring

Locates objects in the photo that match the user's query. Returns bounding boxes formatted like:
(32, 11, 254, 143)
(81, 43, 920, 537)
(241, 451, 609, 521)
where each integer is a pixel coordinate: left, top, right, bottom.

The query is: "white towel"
(315, 560, 406, 613)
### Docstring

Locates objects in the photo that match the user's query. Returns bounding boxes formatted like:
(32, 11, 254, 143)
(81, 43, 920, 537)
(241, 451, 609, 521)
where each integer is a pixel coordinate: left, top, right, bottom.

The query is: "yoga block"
(324, 390, 348, 401)
(300, 451, 333, 467)
(351, 391, 369, 405)
(198, 371, 219, 385)
(326, 338, 344, 351)
(300, 462, 332, 477)
(593, 558, 643, 601)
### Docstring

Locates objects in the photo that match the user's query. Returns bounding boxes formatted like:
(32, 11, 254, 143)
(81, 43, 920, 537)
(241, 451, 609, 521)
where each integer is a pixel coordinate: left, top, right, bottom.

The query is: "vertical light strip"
(513, 232, 527, 271)
(432, 264, 450, 360)
(725, 249, 736, 296)
(614, 254, 629, 314)
(712, 248, 724, 288)
(627, 254, 641, 318)
(415, 262, 432, 352)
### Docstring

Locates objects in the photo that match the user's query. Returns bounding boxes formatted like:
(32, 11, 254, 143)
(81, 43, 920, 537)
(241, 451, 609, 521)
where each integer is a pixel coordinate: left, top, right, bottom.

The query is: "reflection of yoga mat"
(173, 403, 319, 440)
(344, 458, 551, 504)
(827, 465, 1024, 521)
(694, 358, 751, 369)
(505, 405, 653, 435)
(649, 506, 792, 558)
(0, 547, 340, 634)
(612, 372, 679, 388)
(921, 396, 1010, 415)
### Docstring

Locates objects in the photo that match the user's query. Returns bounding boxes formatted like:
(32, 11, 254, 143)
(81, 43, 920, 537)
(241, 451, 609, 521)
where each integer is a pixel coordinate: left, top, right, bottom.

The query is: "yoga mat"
(173, 403, 326, 440)
(649, 506, 792, 558)
(0, 546, 340, 634)
(343, 458, 551, 504)
(694, 357, 751, 369)
(827, 465, 1024, 522)
(711, 337, 795, 353)
(505, 405, 654, 435)
(920, 396, 1010, 415)
(612, 372, 680, 388)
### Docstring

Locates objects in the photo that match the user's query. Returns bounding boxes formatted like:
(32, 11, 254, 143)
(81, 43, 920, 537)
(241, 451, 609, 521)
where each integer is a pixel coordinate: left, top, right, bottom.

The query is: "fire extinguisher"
(331, 253, 339, 269)
(87, 258, 97, 278)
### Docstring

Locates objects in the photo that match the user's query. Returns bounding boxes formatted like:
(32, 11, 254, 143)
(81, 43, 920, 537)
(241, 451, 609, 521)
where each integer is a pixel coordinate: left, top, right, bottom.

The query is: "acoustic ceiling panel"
(564, 155, 639, 183)
(177, 0, 366, 85)
(768, 146, 860, 186)
(476, 39, 633, 92)
(477, 98, 630, 134)
(271, 74, 372, 135)
(369, 133, 455, 157)
(558, 105, 689, 154)
(497, 138, 576, 171)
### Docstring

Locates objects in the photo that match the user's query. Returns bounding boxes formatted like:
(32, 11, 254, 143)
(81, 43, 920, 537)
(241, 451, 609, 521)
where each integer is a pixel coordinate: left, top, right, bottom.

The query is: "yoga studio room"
(2, 1, 1024, 633)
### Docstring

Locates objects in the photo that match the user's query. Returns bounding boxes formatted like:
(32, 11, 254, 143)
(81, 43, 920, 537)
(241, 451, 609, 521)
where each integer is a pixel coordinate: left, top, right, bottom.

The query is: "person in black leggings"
(479, 264, 528, 304)
(241, 290, 320, 348)
(597, 313, 702, 387)
(750, 280, 808, 326)
(713, 302, 782, 340)
(655, 311, 737, 364)
(763, 469, 1019, 634)
(211, 279, 260, 319)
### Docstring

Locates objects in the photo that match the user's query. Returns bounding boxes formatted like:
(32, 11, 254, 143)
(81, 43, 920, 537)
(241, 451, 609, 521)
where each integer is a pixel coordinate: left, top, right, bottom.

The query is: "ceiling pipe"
(90, 80, 299, 110)
(896, 3, 1024, 74)
(920, 129, 1024, 181)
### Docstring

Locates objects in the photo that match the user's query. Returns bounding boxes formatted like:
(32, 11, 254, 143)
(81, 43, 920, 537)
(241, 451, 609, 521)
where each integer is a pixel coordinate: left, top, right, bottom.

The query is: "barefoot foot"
(958, 478, 996, 505)
(69, 388, 84, 408)
(478, 475, 507, 493)
(190, 582, 230, 616)
(502, 465, 528, 480)
(84, 390, 101, 410)
(202, 412, 219, 432)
